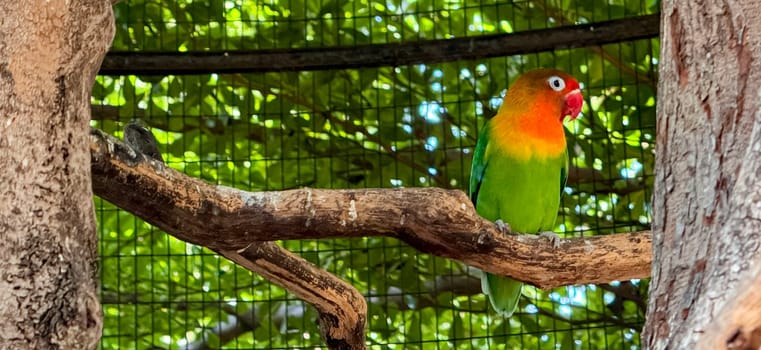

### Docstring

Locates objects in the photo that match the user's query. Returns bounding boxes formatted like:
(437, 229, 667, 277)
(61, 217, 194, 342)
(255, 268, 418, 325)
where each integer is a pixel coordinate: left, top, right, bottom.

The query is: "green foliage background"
(93, 0, 658, 348)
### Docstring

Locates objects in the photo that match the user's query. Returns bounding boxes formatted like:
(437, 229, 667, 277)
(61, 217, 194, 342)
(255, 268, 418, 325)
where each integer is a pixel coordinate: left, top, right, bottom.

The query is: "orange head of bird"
(503, 68, 584, 122)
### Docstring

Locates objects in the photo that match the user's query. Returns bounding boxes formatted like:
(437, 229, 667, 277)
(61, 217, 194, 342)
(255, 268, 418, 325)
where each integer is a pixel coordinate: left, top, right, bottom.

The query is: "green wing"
(469, 124, 490, 205)
(560, 148, 568, 197)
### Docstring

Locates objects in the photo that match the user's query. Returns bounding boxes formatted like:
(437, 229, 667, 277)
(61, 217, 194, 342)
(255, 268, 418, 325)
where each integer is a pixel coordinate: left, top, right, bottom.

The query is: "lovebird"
(469, 68, 583, 317)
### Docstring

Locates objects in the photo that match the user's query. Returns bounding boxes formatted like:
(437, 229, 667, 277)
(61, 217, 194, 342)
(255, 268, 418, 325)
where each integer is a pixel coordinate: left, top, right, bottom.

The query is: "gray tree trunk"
(0, 1, 114, 348)
(645, 0, 761, 348)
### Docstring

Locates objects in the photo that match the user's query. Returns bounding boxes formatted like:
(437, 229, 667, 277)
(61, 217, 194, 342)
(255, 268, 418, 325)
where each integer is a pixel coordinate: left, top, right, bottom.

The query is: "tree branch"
(112, 125, 367, 349)
(98, 15, 659, 75)
(217, 244, 366, 350)
(90, 127, 651, 290)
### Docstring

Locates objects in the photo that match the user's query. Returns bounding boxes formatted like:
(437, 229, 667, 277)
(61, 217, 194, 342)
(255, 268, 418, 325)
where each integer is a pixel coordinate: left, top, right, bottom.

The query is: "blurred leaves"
(95, 0, 658, 349)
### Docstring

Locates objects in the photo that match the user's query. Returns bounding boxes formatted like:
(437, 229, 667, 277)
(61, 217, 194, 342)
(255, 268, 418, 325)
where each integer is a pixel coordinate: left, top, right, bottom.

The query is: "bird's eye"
(547, 76, 565, 91)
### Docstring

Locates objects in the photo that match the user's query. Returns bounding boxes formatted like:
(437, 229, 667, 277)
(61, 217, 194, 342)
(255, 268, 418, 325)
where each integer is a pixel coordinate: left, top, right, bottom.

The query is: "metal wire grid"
(94, 0, 657, 349)
(111, 0, 659, 51)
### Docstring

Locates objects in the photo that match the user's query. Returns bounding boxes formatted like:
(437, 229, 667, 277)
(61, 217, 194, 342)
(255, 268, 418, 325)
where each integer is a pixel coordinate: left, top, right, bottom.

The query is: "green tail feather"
(481, 272, 523, 317)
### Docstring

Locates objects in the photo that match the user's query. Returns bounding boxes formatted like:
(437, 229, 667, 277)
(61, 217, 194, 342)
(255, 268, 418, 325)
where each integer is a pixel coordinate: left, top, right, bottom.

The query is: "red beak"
(562, 89, 583, 121)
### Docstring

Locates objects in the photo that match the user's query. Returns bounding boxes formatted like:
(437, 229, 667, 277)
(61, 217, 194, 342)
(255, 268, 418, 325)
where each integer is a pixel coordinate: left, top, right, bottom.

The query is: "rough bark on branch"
(90, 127, 651, 290)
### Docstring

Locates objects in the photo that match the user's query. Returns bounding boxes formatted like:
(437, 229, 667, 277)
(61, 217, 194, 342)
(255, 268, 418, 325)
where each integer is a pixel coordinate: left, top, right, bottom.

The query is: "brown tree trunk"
(0, 1, 114, 349)
(645, 0, 761, 348)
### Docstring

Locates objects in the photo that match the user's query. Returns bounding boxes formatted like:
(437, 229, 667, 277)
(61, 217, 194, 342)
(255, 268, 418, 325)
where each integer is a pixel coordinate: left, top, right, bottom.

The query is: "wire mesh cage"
(93, 0, 658, 348)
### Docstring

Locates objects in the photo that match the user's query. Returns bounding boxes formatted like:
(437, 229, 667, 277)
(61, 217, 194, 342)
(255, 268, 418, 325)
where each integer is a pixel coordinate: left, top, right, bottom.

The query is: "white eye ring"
(547, 76, 565, 91)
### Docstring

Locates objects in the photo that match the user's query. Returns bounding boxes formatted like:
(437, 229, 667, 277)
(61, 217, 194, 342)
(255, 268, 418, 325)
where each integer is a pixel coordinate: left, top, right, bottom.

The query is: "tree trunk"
(645, 0, 761, 348)
(0, 1, 114, 349)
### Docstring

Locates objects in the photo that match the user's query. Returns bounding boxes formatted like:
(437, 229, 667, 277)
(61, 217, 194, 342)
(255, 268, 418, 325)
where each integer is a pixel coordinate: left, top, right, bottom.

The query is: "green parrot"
(469, 68, 583, 317)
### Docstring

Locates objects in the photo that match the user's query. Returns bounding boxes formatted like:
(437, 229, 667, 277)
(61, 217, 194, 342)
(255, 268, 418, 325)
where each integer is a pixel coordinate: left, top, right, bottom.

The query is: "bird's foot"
(539, 231, 561, 249)
(495, 219, 512, 235)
